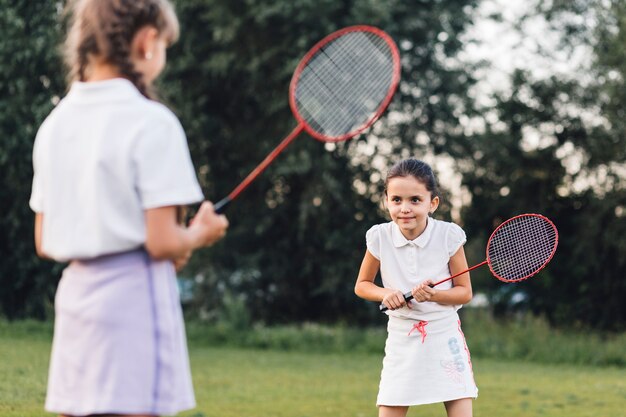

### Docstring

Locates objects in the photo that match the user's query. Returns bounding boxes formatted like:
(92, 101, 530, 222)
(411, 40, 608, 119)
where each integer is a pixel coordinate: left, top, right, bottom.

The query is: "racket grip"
(379, 291, 413, 312)
(213, 197, 231, 214)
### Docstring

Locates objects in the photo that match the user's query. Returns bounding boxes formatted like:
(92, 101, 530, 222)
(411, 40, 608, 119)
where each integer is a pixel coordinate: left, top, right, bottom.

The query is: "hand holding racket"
(213, 26, 401, 213)
(380, 213, 559, 312)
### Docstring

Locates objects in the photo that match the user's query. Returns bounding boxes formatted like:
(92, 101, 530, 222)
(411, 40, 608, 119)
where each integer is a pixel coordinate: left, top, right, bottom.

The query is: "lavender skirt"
(45, 250, 195, 416)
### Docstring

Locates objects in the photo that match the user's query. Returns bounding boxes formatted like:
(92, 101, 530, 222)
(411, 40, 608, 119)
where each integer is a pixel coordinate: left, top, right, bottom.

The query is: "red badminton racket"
(214, 25, 401, 213)
(380, 214, 559, 312)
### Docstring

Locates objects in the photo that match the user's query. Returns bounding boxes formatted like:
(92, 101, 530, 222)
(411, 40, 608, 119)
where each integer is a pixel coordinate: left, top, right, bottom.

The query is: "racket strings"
(297, 33, 392, 134)
(487, 216, 558, 281)
(295, 30, 396, 138)
(301, 32, 391, 103)
(318, 33, 394, 129)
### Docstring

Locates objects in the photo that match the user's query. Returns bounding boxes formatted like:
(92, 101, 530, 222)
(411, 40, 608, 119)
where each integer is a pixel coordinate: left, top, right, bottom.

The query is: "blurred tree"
(14, 0, 625, 332)
(1, 0, 480, 322)
(545, 0, 626, 330)
(452, 0, 626, 331)
(0, 1, 66, 319)
(163, 0, 480, 324)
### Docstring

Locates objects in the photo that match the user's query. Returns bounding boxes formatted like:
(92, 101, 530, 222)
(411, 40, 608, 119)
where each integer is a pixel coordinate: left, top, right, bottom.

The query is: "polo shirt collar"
(391, 217, 434, 248)
(69, 78, 143, 103)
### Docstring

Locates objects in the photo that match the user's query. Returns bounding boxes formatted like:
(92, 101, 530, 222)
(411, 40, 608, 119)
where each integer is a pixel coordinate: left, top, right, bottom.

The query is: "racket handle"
(213, 197, 231, 214)
(379, 291, 413, 312)
(378, 283, 438, 312)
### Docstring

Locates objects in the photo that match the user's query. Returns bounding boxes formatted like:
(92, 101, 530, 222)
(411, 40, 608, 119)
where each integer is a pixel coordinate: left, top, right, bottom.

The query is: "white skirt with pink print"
(377, 312, 478, 406)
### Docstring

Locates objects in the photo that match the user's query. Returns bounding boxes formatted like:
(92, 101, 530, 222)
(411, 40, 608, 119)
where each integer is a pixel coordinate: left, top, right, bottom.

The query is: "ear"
(132, 26, 159, 61)
(429, 195, 440, 214)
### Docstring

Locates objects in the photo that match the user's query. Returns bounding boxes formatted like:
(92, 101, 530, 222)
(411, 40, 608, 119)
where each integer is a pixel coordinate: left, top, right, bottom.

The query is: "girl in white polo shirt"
(29, 1, 228, 416)
(355, 159, 477, 417)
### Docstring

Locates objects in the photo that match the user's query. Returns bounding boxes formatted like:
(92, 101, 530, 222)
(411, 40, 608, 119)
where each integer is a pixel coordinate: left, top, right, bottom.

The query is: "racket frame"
(289, 25, 401, 143)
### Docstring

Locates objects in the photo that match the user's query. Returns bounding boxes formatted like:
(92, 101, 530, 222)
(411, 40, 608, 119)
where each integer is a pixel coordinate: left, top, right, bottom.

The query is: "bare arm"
(411, 246, 473, 305)
(354, 249, 407, 310)
(144, 201, 228, 260)
(34, 202, 227, 264)
(34, 213, 50, 259)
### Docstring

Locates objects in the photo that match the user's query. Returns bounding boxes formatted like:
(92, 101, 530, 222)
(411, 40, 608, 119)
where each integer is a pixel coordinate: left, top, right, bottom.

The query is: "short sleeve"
(446, 222, 467, 257)
(133, 110, 204, 209)
(30, 162, 44, 213)
(366, 224, 381, 260)
(29, 124, 47, 213)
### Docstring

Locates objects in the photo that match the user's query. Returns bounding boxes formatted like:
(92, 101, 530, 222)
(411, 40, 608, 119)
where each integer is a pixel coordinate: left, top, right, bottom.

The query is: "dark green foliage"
(163, 0, 479, 324)
(0, 1, 66, 319)
(453, 0, 626, 331)
(2, 0, 625, 331)
(452, 69, 626, 330)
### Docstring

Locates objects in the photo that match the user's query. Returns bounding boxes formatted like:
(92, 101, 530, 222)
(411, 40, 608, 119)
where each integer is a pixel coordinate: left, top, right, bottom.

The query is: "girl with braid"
(29, 1, 228, 416)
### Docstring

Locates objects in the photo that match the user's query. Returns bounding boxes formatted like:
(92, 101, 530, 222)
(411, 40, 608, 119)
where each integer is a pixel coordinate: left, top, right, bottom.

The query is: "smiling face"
(386, 175, 439, 240)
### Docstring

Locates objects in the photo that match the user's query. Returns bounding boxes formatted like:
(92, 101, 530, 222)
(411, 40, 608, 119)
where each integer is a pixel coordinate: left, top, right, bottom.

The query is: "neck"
(85, 62, 124, 82)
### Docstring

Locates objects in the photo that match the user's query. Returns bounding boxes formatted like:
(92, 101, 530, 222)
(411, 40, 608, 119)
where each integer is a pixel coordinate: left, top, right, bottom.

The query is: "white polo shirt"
(30, 78, 204, 261)
(366, 218, 467, 321)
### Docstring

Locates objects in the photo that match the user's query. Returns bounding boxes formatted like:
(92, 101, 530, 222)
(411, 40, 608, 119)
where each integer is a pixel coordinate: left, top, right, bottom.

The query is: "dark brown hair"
(384, 158, 439, 198)
(64, 0, 179, 98)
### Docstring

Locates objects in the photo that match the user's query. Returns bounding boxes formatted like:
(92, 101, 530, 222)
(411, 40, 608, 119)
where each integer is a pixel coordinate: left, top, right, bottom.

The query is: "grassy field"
(184, 348, 626, 417)
(1, 322, 625, 417)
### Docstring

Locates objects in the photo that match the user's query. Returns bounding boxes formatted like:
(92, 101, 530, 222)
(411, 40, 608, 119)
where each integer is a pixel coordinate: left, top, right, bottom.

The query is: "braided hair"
(64, 0, 179, 99)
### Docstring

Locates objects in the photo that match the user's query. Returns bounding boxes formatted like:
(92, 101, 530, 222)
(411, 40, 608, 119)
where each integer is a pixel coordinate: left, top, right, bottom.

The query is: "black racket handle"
(213, 197, 231, 214)
(378, 283, 435, 312)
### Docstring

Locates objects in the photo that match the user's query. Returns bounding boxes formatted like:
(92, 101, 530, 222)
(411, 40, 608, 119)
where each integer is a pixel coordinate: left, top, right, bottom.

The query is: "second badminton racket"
(380, 213, 559, 312)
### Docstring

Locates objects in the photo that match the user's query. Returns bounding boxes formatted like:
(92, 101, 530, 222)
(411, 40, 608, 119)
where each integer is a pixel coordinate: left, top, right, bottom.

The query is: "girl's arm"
(354, 249, 407, 310)
(411, 246, 473, 305)
(34, 213, 51, 259)
(145, 201, 228, 260)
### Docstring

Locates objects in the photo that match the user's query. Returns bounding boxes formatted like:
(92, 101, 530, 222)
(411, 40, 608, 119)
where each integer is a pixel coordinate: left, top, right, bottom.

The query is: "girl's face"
(386, 175, 439, 240)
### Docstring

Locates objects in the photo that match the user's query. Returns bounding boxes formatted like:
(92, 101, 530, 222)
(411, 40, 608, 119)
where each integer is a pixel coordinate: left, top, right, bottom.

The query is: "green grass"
(183, 348, 626, 417)
(1, 320, 625, 417)
(184, 310, 626, 367)
(0, 329, 49, 416)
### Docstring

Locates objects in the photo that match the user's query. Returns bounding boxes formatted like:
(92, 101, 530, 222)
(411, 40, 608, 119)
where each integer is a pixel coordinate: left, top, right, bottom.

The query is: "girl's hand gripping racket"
(380, 214, 559, 312)
(213, 26, 401, 213)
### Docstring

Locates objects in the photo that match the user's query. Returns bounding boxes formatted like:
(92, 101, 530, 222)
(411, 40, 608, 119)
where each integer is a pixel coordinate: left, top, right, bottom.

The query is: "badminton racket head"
(289, 25, 401, 142)
(486, 214, 559, 283)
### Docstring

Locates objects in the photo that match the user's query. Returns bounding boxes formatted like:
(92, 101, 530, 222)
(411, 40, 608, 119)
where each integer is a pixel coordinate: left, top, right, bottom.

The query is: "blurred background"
(1, 0, 625, 336)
